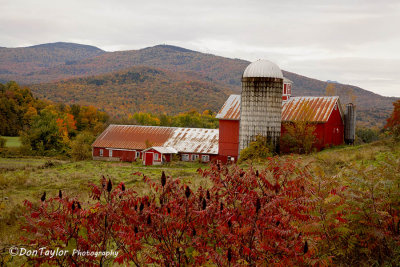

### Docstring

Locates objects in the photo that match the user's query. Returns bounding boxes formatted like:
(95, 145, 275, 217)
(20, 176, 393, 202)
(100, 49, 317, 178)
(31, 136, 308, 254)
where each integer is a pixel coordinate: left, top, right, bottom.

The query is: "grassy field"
(1, 136, 21, 148)
(0, 139, 399, 265)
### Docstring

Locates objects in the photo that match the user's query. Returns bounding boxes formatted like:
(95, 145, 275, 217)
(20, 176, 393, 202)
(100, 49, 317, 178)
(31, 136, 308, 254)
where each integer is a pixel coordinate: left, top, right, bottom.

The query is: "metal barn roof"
(216, 95, 342, 123)
(282, 96, 342, 122)
(243, 60, 283, 79)
(284, 77, 293, 84)
(92, 125, 219, 154)
(215, 94, 241, 120)
(164, 127, 219, 154)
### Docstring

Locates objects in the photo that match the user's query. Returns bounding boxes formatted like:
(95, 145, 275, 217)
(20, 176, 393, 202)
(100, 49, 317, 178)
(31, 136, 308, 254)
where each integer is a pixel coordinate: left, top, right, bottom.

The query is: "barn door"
(144, 152, 154, 166)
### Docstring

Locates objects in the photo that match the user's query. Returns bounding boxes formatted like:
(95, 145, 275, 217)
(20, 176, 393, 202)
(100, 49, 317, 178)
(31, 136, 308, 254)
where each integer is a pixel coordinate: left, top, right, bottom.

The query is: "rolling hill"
(0, 42, 397, 127)
(0, 42, 105, 82)
(31, 66, 232, 117)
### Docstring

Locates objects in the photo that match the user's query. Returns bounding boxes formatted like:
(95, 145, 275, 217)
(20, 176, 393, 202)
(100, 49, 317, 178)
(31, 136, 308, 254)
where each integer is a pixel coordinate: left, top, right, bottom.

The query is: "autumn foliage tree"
(281, 121, 316, 154)
(385, 99, 400, 141)
(238, 135, 272, 163)
(22, 158, 318, 266)
(281, 104, 317, 154)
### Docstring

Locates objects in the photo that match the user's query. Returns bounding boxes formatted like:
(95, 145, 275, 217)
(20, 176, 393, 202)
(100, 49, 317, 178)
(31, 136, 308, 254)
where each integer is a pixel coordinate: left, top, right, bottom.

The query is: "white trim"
(142, 146, 178, 154)
(191, 154, 199, 161)
(100, 149, 103, 157)
(105, 148, 137, 151)
(181, 154, 189, 161)
(109, 150, 113, 157)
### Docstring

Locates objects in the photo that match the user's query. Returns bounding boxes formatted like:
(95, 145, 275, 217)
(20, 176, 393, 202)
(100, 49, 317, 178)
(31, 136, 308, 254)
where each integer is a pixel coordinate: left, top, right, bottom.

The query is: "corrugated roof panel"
(216, 94, 241, 120)
(217, 95, 340, 123)
(92, 125, 175, 150)
(282, 96, 339, 122)
(92, 125, 219, 154)
(165, 128, 219, 154)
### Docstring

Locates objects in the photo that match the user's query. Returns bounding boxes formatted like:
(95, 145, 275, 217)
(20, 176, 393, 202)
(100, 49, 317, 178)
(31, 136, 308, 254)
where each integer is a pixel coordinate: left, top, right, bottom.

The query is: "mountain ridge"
(0, 42, 397, 127)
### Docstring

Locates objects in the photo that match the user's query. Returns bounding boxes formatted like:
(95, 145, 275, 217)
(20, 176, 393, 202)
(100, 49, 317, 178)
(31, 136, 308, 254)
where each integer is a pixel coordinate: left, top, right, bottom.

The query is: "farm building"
(92, 59, 355, 165)
(92, 125, 219, 164)
(216, 94, 345, 163)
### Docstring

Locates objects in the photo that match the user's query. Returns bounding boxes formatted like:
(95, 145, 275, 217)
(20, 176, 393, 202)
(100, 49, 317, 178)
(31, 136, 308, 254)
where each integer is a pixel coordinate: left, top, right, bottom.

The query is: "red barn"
(92, 125, 219, 165)
(216, 94, 344, 163)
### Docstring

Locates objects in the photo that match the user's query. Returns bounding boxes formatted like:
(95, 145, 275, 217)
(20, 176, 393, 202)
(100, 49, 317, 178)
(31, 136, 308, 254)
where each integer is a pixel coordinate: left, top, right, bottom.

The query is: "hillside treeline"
(114, 110, 218, 129)
(0, 81, 108, 136)
(0, 82, 109, 157)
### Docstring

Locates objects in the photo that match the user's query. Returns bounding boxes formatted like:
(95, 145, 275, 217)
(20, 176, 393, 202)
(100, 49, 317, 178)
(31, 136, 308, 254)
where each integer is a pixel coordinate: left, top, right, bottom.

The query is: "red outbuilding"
(142, 146, 177, 165)
(92, 125, 219, 165)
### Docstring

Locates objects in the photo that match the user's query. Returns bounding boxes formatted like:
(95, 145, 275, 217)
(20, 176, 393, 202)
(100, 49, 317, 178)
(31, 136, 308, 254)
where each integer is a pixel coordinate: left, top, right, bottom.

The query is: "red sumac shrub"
(22, 158, 318, 266)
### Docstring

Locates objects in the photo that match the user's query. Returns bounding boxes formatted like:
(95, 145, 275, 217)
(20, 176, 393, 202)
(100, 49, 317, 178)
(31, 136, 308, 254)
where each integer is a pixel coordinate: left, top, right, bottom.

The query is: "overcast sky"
(1, 0, 399, 97)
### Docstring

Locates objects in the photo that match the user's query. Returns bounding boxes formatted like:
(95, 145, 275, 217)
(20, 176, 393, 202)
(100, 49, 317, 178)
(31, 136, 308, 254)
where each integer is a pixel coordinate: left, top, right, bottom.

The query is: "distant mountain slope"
(1, 43, 397, 127)
(0, 42, 105, 82)
(31, 66, 233, 117)
(4, 45, 248, 87)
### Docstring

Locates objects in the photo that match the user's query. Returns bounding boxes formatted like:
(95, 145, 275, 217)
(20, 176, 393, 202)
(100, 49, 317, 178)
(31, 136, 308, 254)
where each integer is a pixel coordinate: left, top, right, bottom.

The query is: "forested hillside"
(0, 42, 104, 83)
(0, 43, 397, 127)
(31, 66, 232, 117)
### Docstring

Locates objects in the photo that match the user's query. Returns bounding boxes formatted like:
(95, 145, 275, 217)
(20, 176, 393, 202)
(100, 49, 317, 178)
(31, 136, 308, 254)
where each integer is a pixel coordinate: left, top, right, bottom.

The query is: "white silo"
(239, 60, 283, 154)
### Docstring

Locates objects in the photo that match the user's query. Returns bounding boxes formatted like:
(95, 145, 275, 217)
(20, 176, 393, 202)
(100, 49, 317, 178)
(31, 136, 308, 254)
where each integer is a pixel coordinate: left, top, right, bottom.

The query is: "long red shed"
(92, 125, 219, 164)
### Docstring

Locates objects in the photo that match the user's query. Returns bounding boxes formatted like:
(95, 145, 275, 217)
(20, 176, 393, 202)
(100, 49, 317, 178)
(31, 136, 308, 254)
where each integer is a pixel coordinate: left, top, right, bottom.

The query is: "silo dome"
(243, 59, 283, 79)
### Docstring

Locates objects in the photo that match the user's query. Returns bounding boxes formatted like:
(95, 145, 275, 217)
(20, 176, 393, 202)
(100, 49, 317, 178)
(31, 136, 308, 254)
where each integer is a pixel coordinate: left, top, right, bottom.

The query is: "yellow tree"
(281, 103, 317, 154)
(325, 83, 337, 96)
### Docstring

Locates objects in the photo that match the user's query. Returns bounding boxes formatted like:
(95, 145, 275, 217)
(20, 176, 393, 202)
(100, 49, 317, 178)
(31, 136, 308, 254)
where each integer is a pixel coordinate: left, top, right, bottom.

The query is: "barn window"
(191, 154, 199, 161)
(100, 149, 103, 157)
(109, 150, 113, 157)
(202, 155, 210, 162)
(154, 153, 159, 161)
(182, 154, 189, 161)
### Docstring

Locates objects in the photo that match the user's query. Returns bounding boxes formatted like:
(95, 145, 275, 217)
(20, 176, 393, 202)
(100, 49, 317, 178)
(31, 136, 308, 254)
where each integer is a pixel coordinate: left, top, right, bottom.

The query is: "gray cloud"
(0, 0, 399, 96)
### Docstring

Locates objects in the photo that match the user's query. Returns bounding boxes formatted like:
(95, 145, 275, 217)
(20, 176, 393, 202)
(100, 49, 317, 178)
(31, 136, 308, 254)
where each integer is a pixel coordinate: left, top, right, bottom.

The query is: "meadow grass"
(1, 136, 21, 148)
